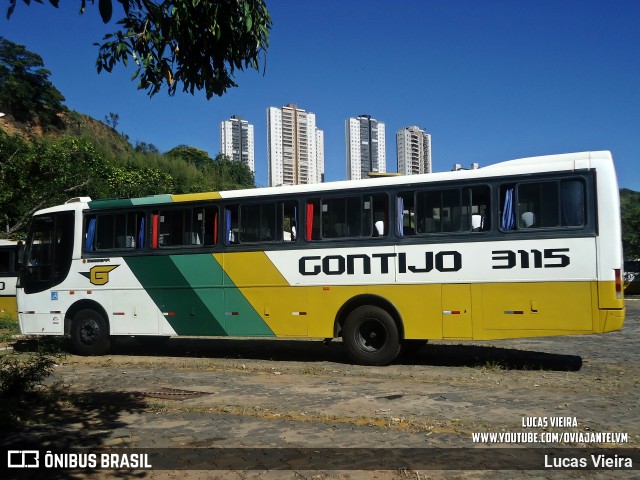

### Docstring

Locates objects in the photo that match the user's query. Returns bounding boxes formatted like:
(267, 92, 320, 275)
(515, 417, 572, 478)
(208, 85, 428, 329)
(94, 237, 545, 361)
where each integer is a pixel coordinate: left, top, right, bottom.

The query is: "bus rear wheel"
(343, 305, 401, 366)
(70, 309, 110, 356)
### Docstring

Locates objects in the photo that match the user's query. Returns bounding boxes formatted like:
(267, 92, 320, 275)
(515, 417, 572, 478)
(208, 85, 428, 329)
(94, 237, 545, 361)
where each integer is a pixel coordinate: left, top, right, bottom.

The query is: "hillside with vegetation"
(0, 37, 254, 238)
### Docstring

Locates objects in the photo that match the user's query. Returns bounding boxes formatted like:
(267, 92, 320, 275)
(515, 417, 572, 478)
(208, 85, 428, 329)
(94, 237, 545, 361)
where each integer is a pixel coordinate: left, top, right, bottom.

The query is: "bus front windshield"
(22, 212, 74, 294)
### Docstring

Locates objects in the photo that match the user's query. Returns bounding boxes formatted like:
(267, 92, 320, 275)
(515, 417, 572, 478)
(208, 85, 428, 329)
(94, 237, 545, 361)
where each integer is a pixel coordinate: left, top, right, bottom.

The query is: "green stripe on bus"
(170, 255, 274, 337)
(88, 198, 134, 209)
(89, 194, 174, 210)
(124, 255, 226, 336)
(131, 194, 174, 206)
(124, 255, 274, 337)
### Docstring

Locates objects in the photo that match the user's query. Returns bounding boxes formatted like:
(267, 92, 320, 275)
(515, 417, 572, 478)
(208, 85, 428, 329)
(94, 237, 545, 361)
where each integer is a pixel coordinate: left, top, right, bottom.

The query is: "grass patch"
(0, 315, 20, 343)
(0, 340, 66, 428)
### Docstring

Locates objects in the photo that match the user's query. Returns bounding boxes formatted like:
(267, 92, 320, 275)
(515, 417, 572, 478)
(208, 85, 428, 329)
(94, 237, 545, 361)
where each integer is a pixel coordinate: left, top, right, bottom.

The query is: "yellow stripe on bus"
(204, 253, 624, 342)
(0, 296, 18, 321)
(171, 192, 222, 202)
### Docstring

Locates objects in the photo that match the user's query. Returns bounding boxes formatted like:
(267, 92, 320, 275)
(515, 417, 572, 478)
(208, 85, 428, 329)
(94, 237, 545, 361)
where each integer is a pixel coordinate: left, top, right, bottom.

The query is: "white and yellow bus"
(17, 151, 625, 365)
(0, 239, 20, 321)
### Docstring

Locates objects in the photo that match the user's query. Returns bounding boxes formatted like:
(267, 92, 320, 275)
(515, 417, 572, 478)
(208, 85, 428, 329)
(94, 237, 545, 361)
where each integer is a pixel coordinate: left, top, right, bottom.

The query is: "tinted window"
(500, 179, 585, 231)
(400, 185, 490, 236)
(306, 194, 388, 240)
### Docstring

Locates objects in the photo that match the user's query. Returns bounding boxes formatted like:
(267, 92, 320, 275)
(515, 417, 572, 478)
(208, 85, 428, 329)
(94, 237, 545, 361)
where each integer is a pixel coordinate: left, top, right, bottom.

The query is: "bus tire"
(70, 309, 110, 356)
(343, 305, 400, 366)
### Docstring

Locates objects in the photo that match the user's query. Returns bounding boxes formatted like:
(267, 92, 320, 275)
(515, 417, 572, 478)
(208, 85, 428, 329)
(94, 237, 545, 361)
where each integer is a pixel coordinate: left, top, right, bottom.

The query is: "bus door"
(442, 284, 472, 339)
(19, 211, 74, 334)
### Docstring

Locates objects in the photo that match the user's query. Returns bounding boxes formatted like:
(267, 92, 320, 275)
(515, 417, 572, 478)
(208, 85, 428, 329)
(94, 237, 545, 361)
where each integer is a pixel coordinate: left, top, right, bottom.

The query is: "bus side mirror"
(17, 241, 25, 265)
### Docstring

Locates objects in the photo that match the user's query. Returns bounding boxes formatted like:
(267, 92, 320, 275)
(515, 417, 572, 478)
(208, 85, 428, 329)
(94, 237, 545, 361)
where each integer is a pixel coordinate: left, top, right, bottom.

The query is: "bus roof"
(35, 151, 614, 214)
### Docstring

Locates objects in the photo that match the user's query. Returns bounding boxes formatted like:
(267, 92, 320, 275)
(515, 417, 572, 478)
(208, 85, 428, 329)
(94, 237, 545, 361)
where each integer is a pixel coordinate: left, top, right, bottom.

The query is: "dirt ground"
(2, 299, 639, 479)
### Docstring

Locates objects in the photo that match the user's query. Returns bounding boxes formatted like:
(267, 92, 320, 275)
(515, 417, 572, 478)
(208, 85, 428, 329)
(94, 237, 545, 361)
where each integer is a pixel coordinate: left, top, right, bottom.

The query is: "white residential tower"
(220, 116, 255, 173)
(267, 104, 324, 186)
(396, 126, 432, 175)
(346, 115, 386, 180)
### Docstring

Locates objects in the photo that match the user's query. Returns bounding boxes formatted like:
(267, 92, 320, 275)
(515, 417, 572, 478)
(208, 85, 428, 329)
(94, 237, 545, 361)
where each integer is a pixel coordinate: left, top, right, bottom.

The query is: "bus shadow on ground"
(13, 336, 583, 372)
(400, 343, 583, 371)
(89, 336, 584, 372)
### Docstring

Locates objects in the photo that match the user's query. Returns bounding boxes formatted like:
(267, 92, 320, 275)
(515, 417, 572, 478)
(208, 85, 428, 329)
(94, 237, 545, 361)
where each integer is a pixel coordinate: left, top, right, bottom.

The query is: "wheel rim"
(355, 319, 388, 352)
(79, 318, 100, 345)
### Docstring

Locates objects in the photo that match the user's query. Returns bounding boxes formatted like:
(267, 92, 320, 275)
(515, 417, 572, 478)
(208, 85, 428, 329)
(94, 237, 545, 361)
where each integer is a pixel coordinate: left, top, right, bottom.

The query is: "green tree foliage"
(620, 189, 640, 260)
(165, 144, 211, 169)
(0, 37, 66, 127)
(163, 147, 254, 191)
(0, 127, 254, 237)
(7, 0, 272, 99)
(208, 153, 255, 191)
(0, 131, 174, 236)
(134, 140, 159, 154)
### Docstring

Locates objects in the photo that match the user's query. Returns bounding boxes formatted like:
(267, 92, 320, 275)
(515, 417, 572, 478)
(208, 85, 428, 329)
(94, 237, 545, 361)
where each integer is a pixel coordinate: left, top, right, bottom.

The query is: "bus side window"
(397, 192, 415, 237)
(518, 182, 559, 228)
(416, 190, 441, 233)
(560, 180, 585, 226)
(321, 198, 345, 238)
(0, 250, 9, 273)
(372, 194, 388, 237)
(502, 179, 584, 232)
(466, 186, 490, 232)
(346, 197, 366, 237)
(281, 201, 297, 242)
(202, 206, 217, 246)
(158, 210, 186, 246)
(318, 196, 373, 239)
(240, 203, 276, 243)
(189, 208, 204, 245)
(185, 206, 216, 246)
(92, 211, 145, 249)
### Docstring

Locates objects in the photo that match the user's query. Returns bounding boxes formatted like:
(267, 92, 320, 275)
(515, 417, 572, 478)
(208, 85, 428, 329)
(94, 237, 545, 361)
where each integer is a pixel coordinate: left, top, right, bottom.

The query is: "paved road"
(3, 299, 639, 478)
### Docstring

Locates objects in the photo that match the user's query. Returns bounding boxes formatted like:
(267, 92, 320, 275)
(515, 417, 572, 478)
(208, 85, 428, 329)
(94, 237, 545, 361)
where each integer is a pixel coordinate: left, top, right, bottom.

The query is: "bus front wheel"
(343, 305, 401, 366)
(70, 309, 110, 356)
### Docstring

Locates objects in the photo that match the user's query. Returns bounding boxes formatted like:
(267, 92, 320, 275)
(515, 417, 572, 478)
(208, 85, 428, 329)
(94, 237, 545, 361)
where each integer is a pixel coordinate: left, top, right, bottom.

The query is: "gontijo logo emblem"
(79, 265, 119, 286)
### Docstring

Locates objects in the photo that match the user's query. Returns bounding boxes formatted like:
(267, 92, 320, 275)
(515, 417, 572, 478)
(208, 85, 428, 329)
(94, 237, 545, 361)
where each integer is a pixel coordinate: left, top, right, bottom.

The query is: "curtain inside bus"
(151, 214, 159, 248)
(306, 203, 313, 241)
(85, 218, 96, 251)
(501, 188, 515, 231)
(396, 196, 404, 237)
(225, 209, 232, 243)
(138, 216, 145, 248)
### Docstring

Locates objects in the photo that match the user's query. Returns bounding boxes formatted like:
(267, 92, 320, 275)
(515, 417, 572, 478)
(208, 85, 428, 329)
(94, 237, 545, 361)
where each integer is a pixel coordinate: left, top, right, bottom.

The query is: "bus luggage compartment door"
(442, 284, 472, 339)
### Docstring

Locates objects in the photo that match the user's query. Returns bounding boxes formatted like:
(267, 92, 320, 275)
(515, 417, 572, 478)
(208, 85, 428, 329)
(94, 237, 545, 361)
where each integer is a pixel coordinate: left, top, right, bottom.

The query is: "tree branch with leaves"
(7, 0, 272, 99)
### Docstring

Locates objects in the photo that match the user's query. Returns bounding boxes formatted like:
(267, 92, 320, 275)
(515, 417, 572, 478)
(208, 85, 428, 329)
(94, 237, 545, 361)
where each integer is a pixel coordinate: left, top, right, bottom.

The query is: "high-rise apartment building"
(346, 115, 386, 180)
(396, 126, 432, 175)
(220, 116, 255, 173)
(316, 129, 325, 183)
(267, 104, 324, 186)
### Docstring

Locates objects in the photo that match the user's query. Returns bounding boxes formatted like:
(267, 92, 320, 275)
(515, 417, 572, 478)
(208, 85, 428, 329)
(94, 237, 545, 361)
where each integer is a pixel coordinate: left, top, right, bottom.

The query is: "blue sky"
(2, 0, 639, 190)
